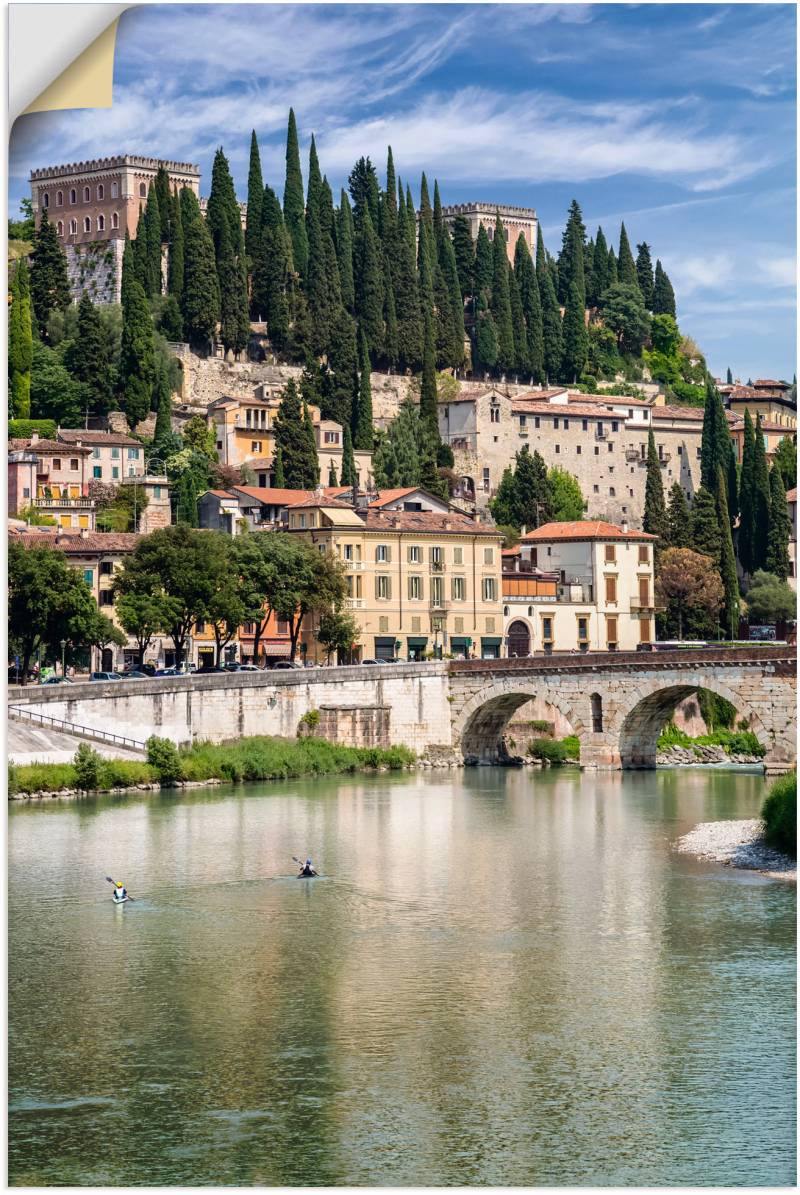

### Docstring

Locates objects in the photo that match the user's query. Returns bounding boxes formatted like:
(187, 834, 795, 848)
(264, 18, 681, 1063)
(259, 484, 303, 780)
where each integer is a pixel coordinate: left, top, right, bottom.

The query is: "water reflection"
(9, 768, 795, 1186)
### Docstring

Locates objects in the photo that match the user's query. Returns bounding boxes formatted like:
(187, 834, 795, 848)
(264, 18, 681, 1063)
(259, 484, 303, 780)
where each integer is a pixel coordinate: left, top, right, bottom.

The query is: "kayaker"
(298, 859, 317, 877)
(114, 881, 127, 900)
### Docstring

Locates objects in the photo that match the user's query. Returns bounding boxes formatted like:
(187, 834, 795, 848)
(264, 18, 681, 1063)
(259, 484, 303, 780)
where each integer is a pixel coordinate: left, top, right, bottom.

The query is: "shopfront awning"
(407, 637, 429, 647)
(260, 641, 292, 657)
(480, 637, 502, 646)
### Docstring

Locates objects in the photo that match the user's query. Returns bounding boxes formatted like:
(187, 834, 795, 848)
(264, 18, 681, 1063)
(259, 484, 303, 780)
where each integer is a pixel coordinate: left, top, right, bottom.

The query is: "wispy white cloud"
(757, 256, 796, 288)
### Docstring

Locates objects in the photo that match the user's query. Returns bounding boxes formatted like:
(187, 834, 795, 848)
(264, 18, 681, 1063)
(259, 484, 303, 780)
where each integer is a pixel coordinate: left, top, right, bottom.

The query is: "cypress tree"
(617, 222, 638, 289)
(175, 471, 199, 527)
(372, 437, 399, 488)
(416, 220, 435, 322)
(325, 307, 358, 427)
(508, 262, 528, 375)
(340, 425, 356, 487)
(167, 191, 184, 304)
(328, 461, 338, 487)
(141, 183, 163, 296)
(65, 292, 113, 414)
(29, 208, 70, 336)
(766, 467, 791, 581)
(690, 486, 721, 566)
(383, 147, 398, 240)
(305, 186, 334, 355)
(666, 481, 691, 548)
(452, 213, 475, 299)
(180, 186, 202, 231)
(419, 317, 439, 442)
(515, 234, 543, 381)
(752, 413, 771, 570)
(404, 183, 416, 258)
(726, 366, 733, 385)
(252, 185, 291, 350)
(153, 360, 173, 451)
(474, 297, 498, 373)
(9, 260, 33, 418)
(182, 210, 220, 349)
(349, 157, 381, 227)
(653, 260, 676, 316)
(352, 326, 374, 450)
(132, 204, 148, 290)
(537, 224, 562, 381)
(245, 129, 264, 268)
(283, 108, 308, 278)
(382, 254, 399, 369)
(119, 277, 155, 427)
(643, 429, 668, 550)
(591, 226, 609, 303)
(561, 281, 588, 383)
(635, 242, 655, 309)
(436, 187, 465, 368)
(738, 408, 757, 574)
(557, 199, 586, 306)
(121, 231, 136, 308)
(584, 238, 595, 310)
(336, 189, 355, 313)
(393, 196, 423, 369)
(490, 214, 515, 373)
(716, 467, 740, 638)
(217, 218, 250, 354)
(354, 204, 384, 354)
(303, 397, 320, 485)
(419, 436, 447, 501)
(701, 375, 733, 496)
(273, 445, 286, 488)
(159, 294, 183, 341)
(607, 246, 618, 287)
(512, 446, 553, 529)
(474, 223, 493, 299)
(305, 134, 323, 225)
(274, 379, 318, 489)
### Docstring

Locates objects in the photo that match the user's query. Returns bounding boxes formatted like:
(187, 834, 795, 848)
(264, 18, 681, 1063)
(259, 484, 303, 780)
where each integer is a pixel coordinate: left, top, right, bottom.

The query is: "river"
(8, 767, 796, 1186)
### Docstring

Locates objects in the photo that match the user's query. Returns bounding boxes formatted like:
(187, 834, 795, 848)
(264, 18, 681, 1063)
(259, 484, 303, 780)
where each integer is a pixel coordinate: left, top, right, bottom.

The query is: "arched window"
(111, 212, 119, 229)
(42, 192, 49, 208)
(591, 693, 603, 733)
(56, 191, 63, 207)
(97, 184, 104, 200)
(111, 181, 118, 198)
(83, 186, 90, 202)
(70, 189, 77, 204)
(69, 219, 78, 235)
(84, 216, 92, 233)
(57, 220, 64, 236)
(139, 182, 147, 198)
(97, 214, 105, 231)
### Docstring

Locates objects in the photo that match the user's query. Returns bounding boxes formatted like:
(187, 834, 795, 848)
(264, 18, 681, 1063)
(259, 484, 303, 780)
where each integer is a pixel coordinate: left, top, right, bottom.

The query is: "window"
(100, 562, 114, 577)
(582, 419, 588, 432)
(128, 448, 140, 459)
(534, 417, 540, 429)
(97, 184, 104, 200)
(594, 446, 599, 455)
(593, 484, 599, 493)
(454, 616, 464, 633)
(490, 406, 500, 423)
(553, 417, 559, 430)
(577, 617, 589, 644)
(70, 458, 79, 471)
(605, 617, 618, 650)
(111, 212, 119, 229)
(323, 431, 339, 444)
(696, 447, 702, 459)
(69, 219, 77, 235)
(563, 418, 569, 430)
(482, 577, 497, 601)
(42, 192, 49, 208)
(542, 616, 553, 643)
(22, 487, 30, 499)
(277, 620, 290, 635)
(83, 217, 91, 233)
(483, 467, 490, 492)
(431, 546, 442, 564)
(97, 214, 105, 231)
(605, 575, 617, 603)
(376, 544, 390, 563)
(52, 458, 62, 470)
(483, 547, 494, 564)
(576, 445, 581, 455)
(591, 693, 603, 731)
(411, 616, 421, 632)
(408, 575, 423, 599)
(379, 616, 389, 633)
(609, 486, 616, 496)
(612, 421, 619, 432)
(628, 409, 633, 419)
(677, 445, 683, 455)
(139, 182, 147, 198)
(608, 442, 613, 452)
(639, 618, 652, 644)
(112, 467, 119, 480)
(99, 590, 114, 607)
(111, 181, 118, 198)
(452, 576, 466, 601)
(83, 187, 90, 202)
(555, 444, 560, 454)
(93, 466, 102, 479)
(57, 221, 64, 236)
(407, 545, 421, 563)
(70, 189, 77, 204)
(453, 547, 463, 565)
(639, 577, 651, 606)
(519, 415, 526, 429)
(195, 619, 206, 633)
(251, 441, 262, 453)
(343, 544, 354, 561)
(604, 544, 616, 563)
(376, 575, 391, 600)
(111, 447, 120, 459)
(638, 544, 649, 564)
(83, 569, 93, 586)
(153, 486, 161, 499)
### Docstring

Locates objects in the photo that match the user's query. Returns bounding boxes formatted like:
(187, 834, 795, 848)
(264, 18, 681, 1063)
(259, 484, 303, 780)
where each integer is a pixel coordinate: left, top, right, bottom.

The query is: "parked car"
(90, 671, 123, 682)
(224, 662, 260, 672)
(154, 667, 190, 677)
(42, 675, 74, 685)
(271, 659, 303, 670)
(360, 658, 392, 665)
(122, 670, 149, 679)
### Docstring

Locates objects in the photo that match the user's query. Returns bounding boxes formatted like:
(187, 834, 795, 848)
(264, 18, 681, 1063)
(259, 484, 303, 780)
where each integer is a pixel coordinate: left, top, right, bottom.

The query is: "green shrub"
(8, 418, 57, 440)
(178, 735, 414, 784)
(698, 689, 737, 732)
(761, 773, 796, 856)
(74, 744, 101, 790)
(8, 763, 19, 796)
(146, 736, 184, 784)
(529, 720, 554, 735)
(13, 763, 77, 794)
(528, 738, 568, 764)
(694, 729, 765, 758)
(562, 735, 580, 760)
(98, 760, 155, 788)
(657, 722, 692, 749)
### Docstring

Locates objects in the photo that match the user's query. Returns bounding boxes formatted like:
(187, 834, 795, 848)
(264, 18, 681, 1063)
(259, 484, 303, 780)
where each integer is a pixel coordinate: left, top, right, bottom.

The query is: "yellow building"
(287, 498, 505, 660)
(727, 380, 797, 430)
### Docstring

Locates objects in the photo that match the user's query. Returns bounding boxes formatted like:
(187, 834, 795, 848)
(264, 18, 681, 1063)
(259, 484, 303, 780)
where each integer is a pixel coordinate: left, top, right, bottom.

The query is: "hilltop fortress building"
(439, 203, 538, 266)
(30, 155, 200, 303)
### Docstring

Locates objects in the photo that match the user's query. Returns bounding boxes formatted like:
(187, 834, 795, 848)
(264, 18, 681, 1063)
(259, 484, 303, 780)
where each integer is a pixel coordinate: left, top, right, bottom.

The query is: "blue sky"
(10, 2, 797, 379)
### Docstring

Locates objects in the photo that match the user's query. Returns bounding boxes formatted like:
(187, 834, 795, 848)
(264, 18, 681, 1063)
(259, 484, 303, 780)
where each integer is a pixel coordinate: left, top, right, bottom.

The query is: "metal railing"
(8, 705, 147, 751)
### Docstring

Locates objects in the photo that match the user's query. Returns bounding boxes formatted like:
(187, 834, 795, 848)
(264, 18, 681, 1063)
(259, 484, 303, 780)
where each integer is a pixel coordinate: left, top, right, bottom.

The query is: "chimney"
(30, 432, 39, 445)
(80, 527, 89, 539)
(621, 519, 629, 534)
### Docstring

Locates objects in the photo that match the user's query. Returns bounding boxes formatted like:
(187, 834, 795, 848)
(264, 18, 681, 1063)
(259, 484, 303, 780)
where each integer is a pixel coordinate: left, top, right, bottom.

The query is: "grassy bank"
(8, 736, 416, 796)
(761, 772, 796, 857)
(525, 735, 581, 765)
(657, 723, 765, 758)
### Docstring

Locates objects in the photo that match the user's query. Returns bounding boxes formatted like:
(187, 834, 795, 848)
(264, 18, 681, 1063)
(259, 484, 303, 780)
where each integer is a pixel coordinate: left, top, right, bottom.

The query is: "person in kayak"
(113, 881, 127, 900)
(298, 859, 317, 877)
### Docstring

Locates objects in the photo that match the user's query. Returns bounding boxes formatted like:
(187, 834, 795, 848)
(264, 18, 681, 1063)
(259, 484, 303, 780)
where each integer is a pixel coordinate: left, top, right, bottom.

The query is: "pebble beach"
(676, 818, 796, 881)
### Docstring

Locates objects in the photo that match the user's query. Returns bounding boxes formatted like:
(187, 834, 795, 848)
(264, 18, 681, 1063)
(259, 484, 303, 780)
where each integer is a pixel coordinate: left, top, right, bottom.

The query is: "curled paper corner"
(19, 10, 123, 117)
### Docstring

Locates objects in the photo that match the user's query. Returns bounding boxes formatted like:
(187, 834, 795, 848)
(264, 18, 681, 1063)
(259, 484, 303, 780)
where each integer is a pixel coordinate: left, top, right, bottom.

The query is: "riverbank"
(657, 745, 764, 766)
(676, 819, 796, 881)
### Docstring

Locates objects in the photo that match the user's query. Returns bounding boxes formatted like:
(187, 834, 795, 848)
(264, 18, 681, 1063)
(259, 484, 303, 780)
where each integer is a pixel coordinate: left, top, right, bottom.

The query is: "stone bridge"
(8, 646, 796, 773)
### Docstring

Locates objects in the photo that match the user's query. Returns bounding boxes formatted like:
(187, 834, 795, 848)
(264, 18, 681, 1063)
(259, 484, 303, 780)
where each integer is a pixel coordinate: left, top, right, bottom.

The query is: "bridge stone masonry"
(7, 647, 796, 774)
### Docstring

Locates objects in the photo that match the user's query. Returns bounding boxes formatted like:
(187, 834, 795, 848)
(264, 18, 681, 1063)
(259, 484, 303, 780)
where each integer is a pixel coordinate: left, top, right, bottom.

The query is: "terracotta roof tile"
(786, 487, 797, 503)
(521, 520, 656, 542)
(57, 429, 142, 447)
(9, 438, 92, 454)
(229, 486, 349, 505)
(363, 509, 500, 536)
(10, 530, 141, 552)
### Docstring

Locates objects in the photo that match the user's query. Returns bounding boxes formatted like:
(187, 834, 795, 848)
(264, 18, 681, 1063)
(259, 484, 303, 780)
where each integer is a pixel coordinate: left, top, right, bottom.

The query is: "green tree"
(274, 379, 319, 489)
(474, 298, 498, 373)
(352, 326, 374, 450)
(766, 467, 791, 581)
(316, 608, 361, 663)
(489, 467, 517, 527)
(666, 481, 691, 548)
(746, 570, 796, 624)
(716, 467, 740, 639)
(452, 213, 475, 299)
(689, 486, 721, 566)
(252, 535, 348, 660)
(490, 214, 515, 372)
(419, 317, 439, 441)
(726, 366, 733, 385)
(515, 234, 544, 381)
(182, 206, 220, 348)
(217, 218, 250, 354)
(349, 156, 381, 227)
(340, 425, 356, 487)
(635, 242, 655, 309)
(115, 590, 172, 668)
(153, 166, 171, 243)
(167, 191, 184, 304)
(474, 223, 493, 298)
(643, 430, 668, 550)
(63, 292, 113, 415)
(737, 408, 757, 574)
(751, 413, 771, 570)
(336, 189, 355, 313)
(119, 276, 155, 427)
(772, 435, 797, 491)
(393, 188, 423, 369)
(652, 259, 676, 316)
(9, 259, 33, 418)
(283, 108, 308, 278)
(252, 186, 291, 349)
(655, 547, 724, 639)
(650, 313, 681, 356)
(29, 342, 86, 426)
(589, 226, 609, 306)
(141, 182, 163, 296)
(175, 470, 199, 526)
(372, 400, 421, 487)
(324, 307, 358, 427)
(560, 281, 587, 382)
(508, 263, 528, 375)
(548, 467, 585, 521)
(273, 446, 285, 487)
(557, 199, 586, 306)
(617, 222, 638, 289)
(537, 225, 562, 381)
(158, 293, 184, 341)
(512, 445, 552, 529)
(29, 208, 70, 337)
(353, 204, 384, 353)
(601, 283, 650, 355)
(152, 360, 173, 453)
(245, 129, 264, 268)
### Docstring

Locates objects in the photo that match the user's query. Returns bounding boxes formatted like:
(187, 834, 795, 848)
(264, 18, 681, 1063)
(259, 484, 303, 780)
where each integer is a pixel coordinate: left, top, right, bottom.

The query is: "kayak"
(297, 872, 318, 878)
(112, 895, 129, 905)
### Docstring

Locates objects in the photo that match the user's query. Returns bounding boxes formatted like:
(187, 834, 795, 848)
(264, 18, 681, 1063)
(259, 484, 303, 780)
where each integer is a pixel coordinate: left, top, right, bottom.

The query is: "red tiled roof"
(521, 520, 656, 542)
(9, 530, 141, 552)
(363, 509, 499, 536)
(567, 391, 653, 407)
(287, 495, 357, 510)
(754, 379, 790, 389)
(786, 488, 797, 503)
(510, 400, 620, 418)
(229, 486, 349, 505)
(502, 544, 521, 556)
(650, 405, 705, 421)
(57, 429, 142, 447)
(9, 438, 92, 454)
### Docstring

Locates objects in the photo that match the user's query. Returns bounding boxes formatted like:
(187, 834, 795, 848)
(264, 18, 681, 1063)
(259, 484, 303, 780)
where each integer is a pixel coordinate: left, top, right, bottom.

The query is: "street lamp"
(60, 639, 68, 679)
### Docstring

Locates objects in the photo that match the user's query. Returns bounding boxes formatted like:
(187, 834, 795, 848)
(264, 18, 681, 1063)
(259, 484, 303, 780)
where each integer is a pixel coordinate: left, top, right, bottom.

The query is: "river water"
(8, 767, 796, 1186)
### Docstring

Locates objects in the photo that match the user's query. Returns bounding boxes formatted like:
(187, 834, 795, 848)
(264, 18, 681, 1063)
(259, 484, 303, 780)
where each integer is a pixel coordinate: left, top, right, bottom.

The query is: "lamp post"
(60, 639, 67, 679)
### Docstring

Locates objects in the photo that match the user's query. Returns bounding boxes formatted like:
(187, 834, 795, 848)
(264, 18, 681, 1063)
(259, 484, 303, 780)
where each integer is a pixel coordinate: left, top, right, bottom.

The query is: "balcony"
(595, 426, 607, 439)
(429, 598, 449, 612)
(658, 453, 671, 467)
(344, 560, 365, 570)
(630, 599, 667, 613)
(344, 598, 365, 609)
(625, 447, 641, 462)
(33, 497, 96, 510)
(430, 560, 444, 573)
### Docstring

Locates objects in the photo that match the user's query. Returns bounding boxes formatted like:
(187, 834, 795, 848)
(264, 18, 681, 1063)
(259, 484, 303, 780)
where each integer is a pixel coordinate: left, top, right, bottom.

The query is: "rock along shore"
(676, 819, 796, 881)
(657, 745, 763, 766)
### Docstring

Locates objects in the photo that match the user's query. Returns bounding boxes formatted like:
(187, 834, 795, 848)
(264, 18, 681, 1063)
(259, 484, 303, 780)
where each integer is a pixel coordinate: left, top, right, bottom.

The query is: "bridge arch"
(455, 682, 584, 762)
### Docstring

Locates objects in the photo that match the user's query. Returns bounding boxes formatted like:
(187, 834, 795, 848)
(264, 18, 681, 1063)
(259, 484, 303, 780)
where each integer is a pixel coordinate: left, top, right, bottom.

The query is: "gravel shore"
(676, 819, 796, 881)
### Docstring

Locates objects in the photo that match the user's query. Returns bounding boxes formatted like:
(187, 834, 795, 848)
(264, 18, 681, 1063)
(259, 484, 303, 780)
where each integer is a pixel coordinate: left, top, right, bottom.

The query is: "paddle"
(105, 875, 134, 900)
(292, 856, 318, 875)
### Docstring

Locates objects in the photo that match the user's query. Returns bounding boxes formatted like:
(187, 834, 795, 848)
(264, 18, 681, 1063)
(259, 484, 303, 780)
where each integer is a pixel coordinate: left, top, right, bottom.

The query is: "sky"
(9, 2, 797, 380)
